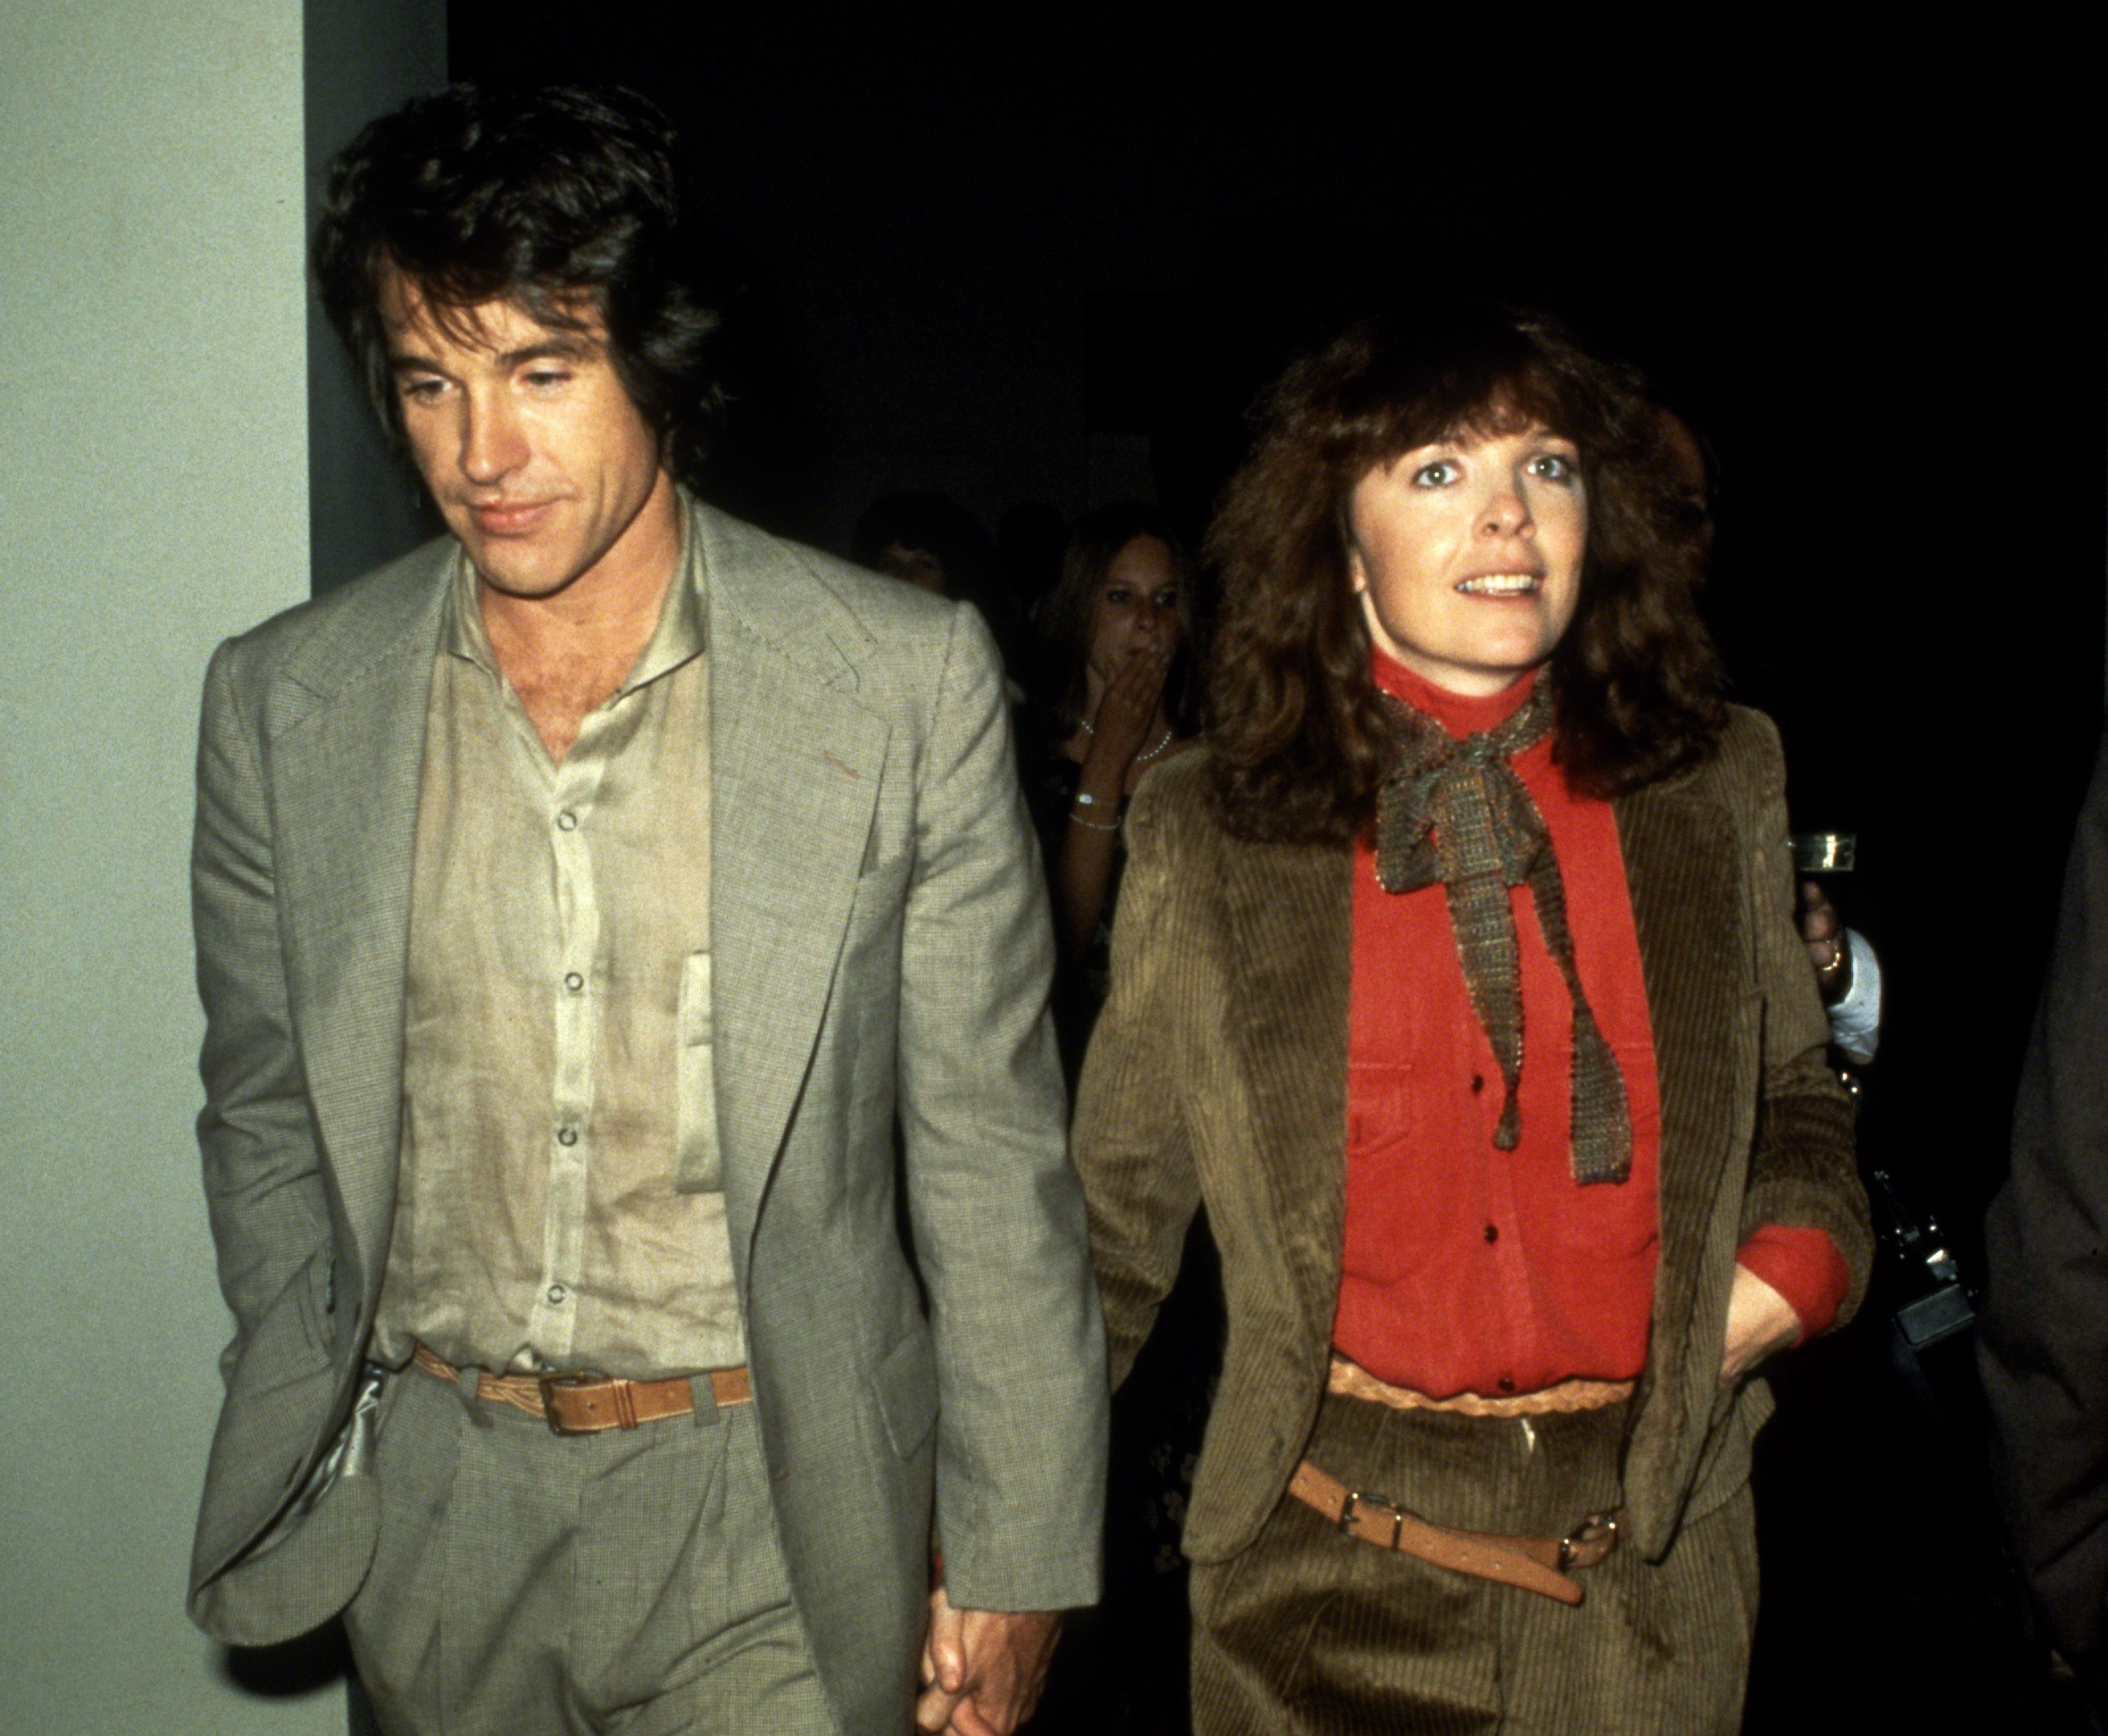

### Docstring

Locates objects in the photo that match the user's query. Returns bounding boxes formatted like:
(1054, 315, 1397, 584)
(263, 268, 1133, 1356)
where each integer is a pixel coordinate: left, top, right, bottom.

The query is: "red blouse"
(1331, 651, 1845, 1398)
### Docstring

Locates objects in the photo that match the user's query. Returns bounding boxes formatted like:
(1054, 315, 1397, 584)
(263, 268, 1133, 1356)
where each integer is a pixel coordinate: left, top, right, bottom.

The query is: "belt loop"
(688, 1372, 721, 1428)
(456, 1363, 493, 1427)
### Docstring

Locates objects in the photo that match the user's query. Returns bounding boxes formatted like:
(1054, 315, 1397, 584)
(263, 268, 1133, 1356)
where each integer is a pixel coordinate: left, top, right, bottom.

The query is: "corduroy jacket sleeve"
(1732, 709, 1873, 1328)
(1070, 764, 1204, 1390)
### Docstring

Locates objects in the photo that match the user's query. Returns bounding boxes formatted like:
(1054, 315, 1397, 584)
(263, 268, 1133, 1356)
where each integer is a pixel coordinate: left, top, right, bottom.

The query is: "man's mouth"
(470, 500, 553, 536)
(1455, 571, 1542, 596)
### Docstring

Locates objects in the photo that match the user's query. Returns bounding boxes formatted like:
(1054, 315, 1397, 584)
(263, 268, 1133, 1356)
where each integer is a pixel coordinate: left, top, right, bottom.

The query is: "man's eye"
(523, 369, 571, 389)
(399, 378, 446, 404)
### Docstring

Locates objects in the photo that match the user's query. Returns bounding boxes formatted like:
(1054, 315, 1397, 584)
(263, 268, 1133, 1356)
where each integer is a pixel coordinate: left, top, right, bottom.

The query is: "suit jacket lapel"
(697, 504, 887, 1274)
(269, 546, 451, 1294)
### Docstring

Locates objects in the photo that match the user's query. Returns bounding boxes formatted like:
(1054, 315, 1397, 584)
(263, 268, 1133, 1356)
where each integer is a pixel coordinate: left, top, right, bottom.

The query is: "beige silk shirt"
(372, 503, 743, 1379)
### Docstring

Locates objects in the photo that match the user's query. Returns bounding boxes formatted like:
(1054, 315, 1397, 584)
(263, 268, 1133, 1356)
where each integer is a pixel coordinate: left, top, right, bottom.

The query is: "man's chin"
(465, 548, 583, 600)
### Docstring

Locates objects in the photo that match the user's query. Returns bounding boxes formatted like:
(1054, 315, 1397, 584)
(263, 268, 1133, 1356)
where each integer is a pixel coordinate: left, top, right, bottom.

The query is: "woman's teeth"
(1456, 573, 1540, 596)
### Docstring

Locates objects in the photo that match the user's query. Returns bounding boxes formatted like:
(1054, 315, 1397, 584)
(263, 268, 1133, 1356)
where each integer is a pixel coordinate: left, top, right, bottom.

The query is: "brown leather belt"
(412, 1343, 752, 1436)
(1288, 1460, 1622, 1606)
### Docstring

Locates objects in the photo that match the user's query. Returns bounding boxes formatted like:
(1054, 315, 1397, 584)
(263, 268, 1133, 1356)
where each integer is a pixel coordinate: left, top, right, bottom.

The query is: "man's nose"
(459, 392, 528, 485)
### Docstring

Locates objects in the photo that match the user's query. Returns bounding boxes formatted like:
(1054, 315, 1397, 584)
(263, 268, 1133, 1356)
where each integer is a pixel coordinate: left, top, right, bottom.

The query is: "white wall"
(0, 4, 339, 1731)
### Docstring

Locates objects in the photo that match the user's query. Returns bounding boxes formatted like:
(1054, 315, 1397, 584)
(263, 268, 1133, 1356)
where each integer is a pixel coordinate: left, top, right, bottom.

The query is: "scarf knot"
(1375, 674, 1631, 1185)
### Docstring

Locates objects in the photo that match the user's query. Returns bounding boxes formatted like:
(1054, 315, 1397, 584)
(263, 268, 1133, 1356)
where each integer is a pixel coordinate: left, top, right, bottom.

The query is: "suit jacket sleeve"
(1734, 711, 1872, 1326)
(1981, 725, 2108, 1670)
(895, 604, 1107, 1611)
(193, 639, 334, 1378)
(1070, 766, 1203, 1390)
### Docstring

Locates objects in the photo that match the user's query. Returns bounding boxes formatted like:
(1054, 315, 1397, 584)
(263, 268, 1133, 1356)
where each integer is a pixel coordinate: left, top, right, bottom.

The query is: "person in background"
(1026, 501, 1199, 1073)
(1016, 501, 1210, 1731)
(1981, 726, 2108, 1735)
(1072, 307, 1872, 1731)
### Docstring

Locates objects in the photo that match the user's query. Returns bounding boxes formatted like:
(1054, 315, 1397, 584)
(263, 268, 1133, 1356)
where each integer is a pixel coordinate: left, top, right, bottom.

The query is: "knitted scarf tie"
(1374, 674, 1632, 1186)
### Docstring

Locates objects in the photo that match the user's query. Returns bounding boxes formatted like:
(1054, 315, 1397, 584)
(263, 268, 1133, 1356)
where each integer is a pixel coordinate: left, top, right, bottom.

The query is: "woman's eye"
(1105, 587, 1132, 606)
(1411, 460, 1457, 488)
(1530, 453, 1576, 482)
(1154, 590, 1179, 610)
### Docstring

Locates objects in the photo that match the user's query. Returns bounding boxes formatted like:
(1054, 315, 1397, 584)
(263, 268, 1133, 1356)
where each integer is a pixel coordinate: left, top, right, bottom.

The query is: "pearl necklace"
(1077, 717, 1175, 763)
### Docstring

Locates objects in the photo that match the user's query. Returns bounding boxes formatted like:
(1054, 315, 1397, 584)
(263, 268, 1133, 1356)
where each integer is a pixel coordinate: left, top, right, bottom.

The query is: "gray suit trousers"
(345, 1368, 836, 1735)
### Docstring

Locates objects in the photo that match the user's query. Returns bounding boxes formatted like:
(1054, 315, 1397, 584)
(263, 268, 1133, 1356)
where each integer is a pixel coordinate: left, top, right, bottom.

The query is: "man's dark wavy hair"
(313, 84, 720, 482)
(1204, 305, 1727, 845)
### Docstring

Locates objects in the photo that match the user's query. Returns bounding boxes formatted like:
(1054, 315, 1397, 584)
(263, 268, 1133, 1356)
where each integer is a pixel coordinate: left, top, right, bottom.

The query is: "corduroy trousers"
(1190, 1389, 1758, 1733)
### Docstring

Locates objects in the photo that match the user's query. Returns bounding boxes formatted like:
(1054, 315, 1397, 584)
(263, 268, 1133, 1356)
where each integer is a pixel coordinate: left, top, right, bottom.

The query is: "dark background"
(433, 7, 2103, 1725)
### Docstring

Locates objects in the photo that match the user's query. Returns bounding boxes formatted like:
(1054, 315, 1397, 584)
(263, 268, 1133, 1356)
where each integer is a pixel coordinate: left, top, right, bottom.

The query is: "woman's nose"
(1479, 483, 1531, 536)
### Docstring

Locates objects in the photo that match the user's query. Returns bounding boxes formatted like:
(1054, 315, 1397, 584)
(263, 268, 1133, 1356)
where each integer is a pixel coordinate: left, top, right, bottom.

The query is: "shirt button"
(1498, 1376, 1517, 1393)
(547, 1283, 568, 1304)
(556, 810, 579, 832)
(563, 971, 584, 992)
(1470, 1074, 1486, 1095)
(1484, 1223, 1499, 1244)
(556, 1126, 579, 1147)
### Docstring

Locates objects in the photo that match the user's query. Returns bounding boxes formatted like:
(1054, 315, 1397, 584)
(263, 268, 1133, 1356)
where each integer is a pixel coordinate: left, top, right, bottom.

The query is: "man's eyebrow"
(496, 335, 600, 368)
(385, 334, 600, 374)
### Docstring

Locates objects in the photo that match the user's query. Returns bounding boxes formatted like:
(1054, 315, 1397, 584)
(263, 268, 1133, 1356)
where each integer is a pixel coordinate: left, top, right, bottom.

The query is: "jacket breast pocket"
(870, 1326, 939, 1460)
(673, 951, 721, 1194)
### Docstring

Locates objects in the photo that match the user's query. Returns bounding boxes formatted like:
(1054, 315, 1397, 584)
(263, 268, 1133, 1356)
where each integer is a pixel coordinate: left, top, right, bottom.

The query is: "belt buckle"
(1558, 1510, 1618, 1570)
(1339, 1488, 1406, 1551)
(537, 1373, 598, 1436)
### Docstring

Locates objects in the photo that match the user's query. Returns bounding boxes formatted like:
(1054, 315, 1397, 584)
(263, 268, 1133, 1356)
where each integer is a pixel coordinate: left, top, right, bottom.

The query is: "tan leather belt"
(412, 1343, 752, 1435)
(1288, 1460, 1622, 1606)
(1329, 1353, 1634, 1419)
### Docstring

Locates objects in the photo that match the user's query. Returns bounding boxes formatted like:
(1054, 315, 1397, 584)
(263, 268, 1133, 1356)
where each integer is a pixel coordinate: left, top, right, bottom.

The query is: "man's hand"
(1797, 880, 1853, 1005)
(1721, 1264, 1804, 1383)
(913, 1587, 1061, 1736)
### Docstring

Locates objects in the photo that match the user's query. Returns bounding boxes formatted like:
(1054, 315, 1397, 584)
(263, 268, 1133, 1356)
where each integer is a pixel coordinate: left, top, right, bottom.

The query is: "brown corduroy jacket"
(1073, 705, 1872, 1565)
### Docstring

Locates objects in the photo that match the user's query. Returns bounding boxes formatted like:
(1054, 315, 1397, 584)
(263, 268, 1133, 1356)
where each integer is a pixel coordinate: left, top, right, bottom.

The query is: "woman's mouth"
(1455, 572, 1542, 596)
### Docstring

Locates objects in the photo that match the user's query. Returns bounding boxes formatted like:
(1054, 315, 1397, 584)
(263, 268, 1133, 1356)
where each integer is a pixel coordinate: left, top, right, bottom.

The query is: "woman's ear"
(1345, 536, 1368, 597)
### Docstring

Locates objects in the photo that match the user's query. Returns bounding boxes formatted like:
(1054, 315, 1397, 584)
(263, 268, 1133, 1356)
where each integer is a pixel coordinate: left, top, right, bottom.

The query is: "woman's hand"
(1720, 1265, 1803, 1383)
(1082, 646, 1171, 787)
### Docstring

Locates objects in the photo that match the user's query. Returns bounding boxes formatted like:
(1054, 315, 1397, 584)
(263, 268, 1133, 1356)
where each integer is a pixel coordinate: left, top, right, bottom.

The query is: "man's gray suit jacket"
(185, 498, 1107, 1731)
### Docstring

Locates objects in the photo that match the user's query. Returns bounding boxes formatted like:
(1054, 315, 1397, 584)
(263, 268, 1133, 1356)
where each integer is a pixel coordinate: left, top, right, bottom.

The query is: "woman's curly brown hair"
(1205, 305, 1727, 844)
